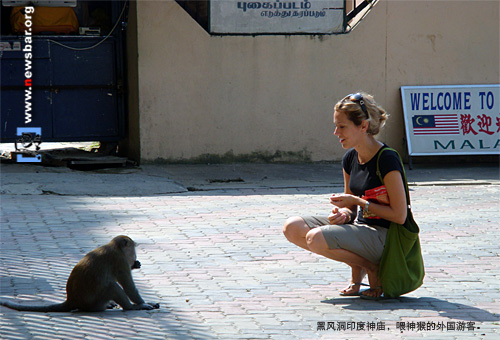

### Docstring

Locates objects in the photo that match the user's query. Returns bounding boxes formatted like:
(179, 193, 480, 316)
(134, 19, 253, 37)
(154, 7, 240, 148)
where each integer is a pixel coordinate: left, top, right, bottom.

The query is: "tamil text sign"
(210, 0, 345, 34)
(401, 85, 500, 156)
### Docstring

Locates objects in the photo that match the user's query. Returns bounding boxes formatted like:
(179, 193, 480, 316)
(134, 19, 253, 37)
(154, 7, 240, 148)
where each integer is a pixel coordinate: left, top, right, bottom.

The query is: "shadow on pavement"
(0, 307, 212, 340)
(0, 195, 214, 340)
(321, 296, 499, 322)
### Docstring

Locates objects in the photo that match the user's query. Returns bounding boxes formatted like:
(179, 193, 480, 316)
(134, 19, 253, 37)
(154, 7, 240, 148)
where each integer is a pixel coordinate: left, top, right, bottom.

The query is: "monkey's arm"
(119, 271, 144, 303)
(117, 271, 159, 310)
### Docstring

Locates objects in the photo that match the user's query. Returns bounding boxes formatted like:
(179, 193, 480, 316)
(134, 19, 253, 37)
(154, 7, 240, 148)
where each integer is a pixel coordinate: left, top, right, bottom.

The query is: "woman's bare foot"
(362, 268, 383, 298)
(339, 282, 368, 296)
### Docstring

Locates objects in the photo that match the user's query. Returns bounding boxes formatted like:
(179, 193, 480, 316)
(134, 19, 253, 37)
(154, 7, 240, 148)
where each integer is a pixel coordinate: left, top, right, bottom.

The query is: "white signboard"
(401, 85, 500, 156)
(210, 0, 345, 34)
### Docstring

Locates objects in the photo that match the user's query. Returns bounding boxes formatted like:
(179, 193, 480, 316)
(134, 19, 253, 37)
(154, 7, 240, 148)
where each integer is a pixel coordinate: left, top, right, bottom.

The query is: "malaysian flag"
(412, 114, 460, 135)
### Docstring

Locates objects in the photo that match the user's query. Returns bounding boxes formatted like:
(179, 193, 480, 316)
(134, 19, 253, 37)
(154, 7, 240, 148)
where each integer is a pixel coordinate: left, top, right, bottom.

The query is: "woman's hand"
(328, 207, 350, 225)
(330, 193, 361, 209)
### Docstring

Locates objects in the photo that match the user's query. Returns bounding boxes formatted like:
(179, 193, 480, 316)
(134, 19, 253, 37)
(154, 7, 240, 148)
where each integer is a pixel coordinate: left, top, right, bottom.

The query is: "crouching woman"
(283, 92, 407, 299)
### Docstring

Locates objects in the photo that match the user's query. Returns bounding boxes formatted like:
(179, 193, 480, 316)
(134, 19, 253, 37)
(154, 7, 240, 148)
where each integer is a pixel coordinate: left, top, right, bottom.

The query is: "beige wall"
(134, 0, 499, 162)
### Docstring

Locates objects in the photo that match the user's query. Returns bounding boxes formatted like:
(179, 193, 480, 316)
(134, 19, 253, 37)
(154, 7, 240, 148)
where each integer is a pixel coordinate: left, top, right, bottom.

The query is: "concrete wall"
(134, 0, 499, 162)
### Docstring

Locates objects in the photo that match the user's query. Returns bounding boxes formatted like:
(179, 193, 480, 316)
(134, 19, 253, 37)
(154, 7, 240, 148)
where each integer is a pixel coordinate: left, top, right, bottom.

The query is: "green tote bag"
(376, 148, 425, 298)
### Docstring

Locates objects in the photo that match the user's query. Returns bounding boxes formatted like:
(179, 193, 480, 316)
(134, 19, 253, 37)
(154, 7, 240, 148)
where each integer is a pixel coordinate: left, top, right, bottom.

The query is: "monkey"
(0, 235, 159, 312)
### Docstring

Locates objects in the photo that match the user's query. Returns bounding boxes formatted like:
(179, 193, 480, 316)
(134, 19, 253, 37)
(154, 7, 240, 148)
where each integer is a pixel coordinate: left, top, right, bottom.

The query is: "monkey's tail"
(0, 300, 73, 312)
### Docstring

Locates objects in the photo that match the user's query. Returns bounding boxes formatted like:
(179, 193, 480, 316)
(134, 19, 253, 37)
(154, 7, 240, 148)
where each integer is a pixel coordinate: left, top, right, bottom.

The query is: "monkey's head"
(112, 235, 138, 268)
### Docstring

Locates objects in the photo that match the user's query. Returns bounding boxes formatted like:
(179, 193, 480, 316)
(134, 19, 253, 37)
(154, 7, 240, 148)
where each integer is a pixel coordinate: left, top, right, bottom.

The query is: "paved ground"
(0, 161, 499, 339)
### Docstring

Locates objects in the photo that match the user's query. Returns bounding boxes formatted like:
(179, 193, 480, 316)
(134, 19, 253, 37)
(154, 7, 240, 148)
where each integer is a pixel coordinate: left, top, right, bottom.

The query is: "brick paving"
(0, 165, 499, 339)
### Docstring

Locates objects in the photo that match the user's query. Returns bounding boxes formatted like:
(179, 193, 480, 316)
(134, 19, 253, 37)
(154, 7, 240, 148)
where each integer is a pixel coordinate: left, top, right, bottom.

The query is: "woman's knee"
(283, 216, 308, 239)
(306, 228, 329, 253)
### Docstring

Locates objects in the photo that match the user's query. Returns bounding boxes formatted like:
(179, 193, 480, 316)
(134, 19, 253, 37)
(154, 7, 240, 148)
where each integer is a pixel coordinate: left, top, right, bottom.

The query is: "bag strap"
(375, 147, 411, 209)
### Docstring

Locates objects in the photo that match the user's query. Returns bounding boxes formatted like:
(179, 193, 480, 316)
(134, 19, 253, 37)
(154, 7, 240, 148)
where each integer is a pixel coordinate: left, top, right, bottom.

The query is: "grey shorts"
(302, 216, 388, 264)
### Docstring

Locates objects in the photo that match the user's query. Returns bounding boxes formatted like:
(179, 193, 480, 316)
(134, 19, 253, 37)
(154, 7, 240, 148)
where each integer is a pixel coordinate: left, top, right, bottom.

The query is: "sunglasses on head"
(346, 93, 369, 118)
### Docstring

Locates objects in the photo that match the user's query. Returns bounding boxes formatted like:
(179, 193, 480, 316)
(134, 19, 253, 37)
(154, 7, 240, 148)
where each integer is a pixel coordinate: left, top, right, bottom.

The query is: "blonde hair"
(334, 92, 388, 135)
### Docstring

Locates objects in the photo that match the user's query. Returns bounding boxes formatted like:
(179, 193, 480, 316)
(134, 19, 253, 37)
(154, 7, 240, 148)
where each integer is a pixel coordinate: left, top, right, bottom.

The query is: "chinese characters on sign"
(316, 321, 479, 333)
(401, 85, 500, 156)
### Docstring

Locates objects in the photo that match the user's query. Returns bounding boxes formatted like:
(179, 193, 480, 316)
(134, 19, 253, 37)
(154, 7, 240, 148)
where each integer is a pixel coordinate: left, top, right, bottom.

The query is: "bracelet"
(364, 201, 370, 212)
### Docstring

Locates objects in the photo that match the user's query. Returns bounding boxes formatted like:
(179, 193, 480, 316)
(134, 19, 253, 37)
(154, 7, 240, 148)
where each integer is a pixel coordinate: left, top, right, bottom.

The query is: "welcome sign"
(401, 85, 500, 156)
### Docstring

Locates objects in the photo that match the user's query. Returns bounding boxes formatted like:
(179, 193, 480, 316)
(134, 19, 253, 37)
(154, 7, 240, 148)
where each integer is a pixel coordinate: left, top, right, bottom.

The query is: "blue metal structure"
(1, 1, 127, 143)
